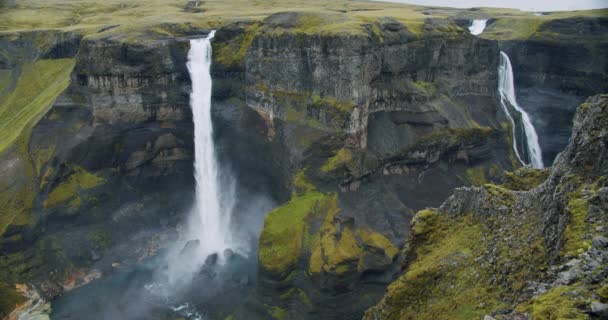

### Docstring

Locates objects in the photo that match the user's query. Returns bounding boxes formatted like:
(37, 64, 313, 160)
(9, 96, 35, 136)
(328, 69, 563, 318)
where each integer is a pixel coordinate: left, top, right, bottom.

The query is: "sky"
(376, 0, 608, 12)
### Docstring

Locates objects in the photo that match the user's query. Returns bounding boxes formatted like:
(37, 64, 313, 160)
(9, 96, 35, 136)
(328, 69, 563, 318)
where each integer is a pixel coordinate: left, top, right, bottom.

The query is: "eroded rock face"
(365, 94, 608, 320)
(0, 31, 200, 299)
(210, 16, 517, 320)
(241, 17, 501, 147)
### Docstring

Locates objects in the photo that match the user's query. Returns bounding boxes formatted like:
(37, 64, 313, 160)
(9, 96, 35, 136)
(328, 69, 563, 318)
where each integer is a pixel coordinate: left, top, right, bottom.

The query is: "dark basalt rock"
(209, 15, 517, 320)
(205, 252, 219, 266)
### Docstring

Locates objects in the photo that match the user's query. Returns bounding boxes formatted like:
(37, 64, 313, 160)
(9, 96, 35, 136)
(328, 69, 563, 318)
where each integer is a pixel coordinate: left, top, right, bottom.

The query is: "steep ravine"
(212, 14, 517, 319)
(0, 9, 605, 320)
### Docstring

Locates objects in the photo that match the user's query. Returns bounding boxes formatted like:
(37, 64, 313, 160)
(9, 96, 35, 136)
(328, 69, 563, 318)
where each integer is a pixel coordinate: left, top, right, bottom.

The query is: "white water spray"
(468, 19, 488, 36)
(498, 51, 544, 168)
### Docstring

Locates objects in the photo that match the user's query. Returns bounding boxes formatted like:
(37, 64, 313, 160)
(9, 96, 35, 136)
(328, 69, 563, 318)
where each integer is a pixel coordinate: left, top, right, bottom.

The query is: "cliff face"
(365, 94, 608, 320)
(497, 17, 608, 166)
(210, 14, 516, 319)
(0, 30, 201, 299)
(0, 5, 605, 320)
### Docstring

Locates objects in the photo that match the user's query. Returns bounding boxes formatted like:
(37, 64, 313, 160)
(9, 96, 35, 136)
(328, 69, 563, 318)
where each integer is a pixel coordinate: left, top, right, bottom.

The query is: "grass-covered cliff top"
(1, 0, 606, 41)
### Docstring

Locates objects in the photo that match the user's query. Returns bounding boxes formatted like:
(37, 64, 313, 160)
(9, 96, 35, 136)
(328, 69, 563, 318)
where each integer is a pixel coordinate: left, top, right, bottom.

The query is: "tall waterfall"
(162, 30, 236, 284)
(188, 30, 234, 255)
(468, 19, 488, 36)
(498, 51, 544, 168)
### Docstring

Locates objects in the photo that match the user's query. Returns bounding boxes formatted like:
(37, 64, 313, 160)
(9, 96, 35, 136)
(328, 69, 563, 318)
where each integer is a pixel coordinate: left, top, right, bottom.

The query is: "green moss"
(411, 209, 437, 237)
(251, 85, 352, 130)
(214, 22, 262, 67)
(0, 180, 34, 237)
(357, 228, 399, 259)
(322, 227, 362, 272)
(282, 12, 367, 36)
(0, 59, 75, 154)
(466, 166, 486, 187)
(311, 95, 354, 113)
(502, 167, 550, 191)
(368, 193, 551, 319)
(258, 171, 338, 276)
(297, 288, 313, 307)
(561, 184, 597, 257)
(481, 17, 544, 40)
(43, 166, 105, 209)
(483, 184, 515, 208)
(0, 282, 25, 319)
(516, 285, 588, 320)
(309, 205, 399, 275)
(413, 80, 435, 96)
(268, 305, 288, 320)
(375, 214, 504, 320)
(32, 144, 56, 176)
(369, 22, 384, 43)
(321, 148, 353, 173)
(598, 285, 608, 301)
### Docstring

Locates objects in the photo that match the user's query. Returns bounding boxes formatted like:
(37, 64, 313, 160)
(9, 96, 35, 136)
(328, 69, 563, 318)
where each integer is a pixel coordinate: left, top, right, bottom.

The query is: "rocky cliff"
(211, 13, 517, 320)
(0, 27, 202, 304)
(0, 1, 606, 319)
(365, 94, 608, 320)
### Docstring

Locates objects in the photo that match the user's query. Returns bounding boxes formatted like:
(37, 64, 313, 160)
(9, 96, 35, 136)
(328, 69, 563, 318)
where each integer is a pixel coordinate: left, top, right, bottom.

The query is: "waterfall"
(188, 30, 235, 256)
(468, 19, 487, 36)
(498, 51, 544, 168)
(160, 30, 237, 286)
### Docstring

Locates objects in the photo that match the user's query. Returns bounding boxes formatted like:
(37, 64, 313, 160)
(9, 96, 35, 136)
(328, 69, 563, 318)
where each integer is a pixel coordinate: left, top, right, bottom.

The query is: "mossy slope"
(365, 95, 608, 320)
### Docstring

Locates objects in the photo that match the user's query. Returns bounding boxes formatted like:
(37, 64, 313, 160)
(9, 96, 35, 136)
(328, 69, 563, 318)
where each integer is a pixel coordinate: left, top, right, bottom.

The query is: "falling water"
(468, 19, 488, 36)
(498, 51, 544, 168)
(187, 30, 235, 257)
(157, 30, 238, 287)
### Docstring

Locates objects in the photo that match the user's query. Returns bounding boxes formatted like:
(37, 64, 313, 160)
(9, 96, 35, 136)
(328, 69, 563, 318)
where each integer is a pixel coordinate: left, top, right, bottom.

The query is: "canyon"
(0, 1, 607, 319)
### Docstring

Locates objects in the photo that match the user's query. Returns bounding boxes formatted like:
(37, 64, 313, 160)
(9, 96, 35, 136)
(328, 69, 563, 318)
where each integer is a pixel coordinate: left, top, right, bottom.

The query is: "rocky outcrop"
(365, 94, 608, 320)
(497, 17, 608, 166)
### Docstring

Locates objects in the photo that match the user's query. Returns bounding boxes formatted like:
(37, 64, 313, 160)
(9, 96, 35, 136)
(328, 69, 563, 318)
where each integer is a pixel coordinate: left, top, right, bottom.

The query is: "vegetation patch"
(258, 171, 337, 276)
(502, 167, 550, 191)
(321, 148, 353, 173)
(268, 305, 288, 320)
(367, 191, 549, 320)
(43, 166, 105, 209)
(0, 59, 75, 154)
(357, 228, 399, 260)
(309, 205, 398, 275)
(372, 213, 504, 320)
(561, 182, 598, 257)
(466, 166, 486, 187)
(516, 285, 588, 320)
(214, 22, 262, 67)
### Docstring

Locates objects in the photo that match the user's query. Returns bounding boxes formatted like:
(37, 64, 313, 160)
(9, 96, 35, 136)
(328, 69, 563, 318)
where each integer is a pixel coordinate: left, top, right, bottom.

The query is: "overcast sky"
(376, 0, 608, 11)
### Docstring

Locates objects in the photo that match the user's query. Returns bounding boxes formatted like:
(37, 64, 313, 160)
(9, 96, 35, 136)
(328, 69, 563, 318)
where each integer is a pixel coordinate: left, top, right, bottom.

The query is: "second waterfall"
(498, 51, 544, 169)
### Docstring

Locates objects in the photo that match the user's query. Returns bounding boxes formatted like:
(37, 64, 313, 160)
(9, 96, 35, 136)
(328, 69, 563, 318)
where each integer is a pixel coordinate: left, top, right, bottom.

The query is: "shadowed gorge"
(0, 1, 607, 320)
